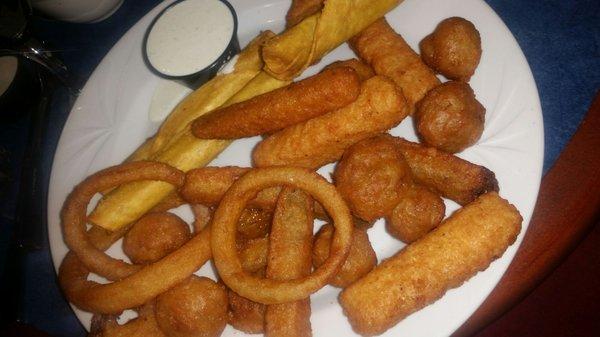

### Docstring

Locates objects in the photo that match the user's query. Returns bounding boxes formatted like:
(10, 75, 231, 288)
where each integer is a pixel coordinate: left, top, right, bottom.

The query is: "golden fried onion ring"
(62, 161, 185, 281)
(211, 167, 353, 304)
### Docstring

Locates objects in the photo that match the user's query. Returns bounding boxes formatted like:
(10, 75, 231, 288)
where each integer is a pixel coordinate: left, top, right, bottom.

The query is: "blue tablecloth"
(0, 0, 598, 336)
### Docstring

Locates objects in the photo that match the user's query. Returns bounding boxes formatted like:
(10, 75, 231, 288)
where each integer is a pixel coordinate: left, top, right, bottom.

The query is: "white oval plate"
(48, 0, 544, 336)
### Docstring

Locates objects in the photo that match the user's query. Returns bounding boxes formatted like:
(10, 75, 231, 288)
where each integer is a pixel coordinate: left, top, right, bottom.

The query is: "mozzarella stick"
(192, 67, 361, 139)
(391, 136, 498, 205)
(350, 18, 440, 113)
(265, 188, 314, 337)
(339, 192, 522, 336)
(253, 76, 409, 169)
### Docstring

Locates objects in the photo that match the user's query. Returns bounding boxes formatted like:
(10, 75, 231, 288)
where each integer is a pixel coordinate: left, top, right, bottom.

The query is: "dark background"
(0, 0, 598, 336)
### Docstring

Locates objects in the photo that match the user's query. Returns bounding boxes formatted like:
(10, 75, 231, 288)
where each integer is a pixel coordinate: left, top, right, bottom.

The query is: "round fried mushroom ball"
(155, 276, 228, 337)
(420, 17, 482, 81)
(312, 224, 377, 288)
(334, 134, 413, 222)
(227, 288, 266, 334)
(415, 81, 485, 153)
(386, 184, 445, 243)
(123, 212, 191, 264)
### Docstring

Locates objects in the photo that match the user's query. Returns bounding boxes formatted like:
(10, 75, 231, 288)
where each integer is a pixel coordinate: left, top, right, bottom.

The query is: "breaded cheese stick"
(192, 67, 361, 139)
(339, 192, 522, 336)
(286, 0, 324, 28)
(350, 18, 440, 113)
(253, 76, 409, 169)
(390, 136, 498, 205)
(265, 188, 314, 337)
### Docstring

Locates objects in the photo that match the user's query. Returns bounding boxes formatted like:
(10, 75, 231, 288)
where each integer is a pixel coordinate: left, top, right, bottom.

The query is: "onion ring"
(211, 167, 353, 304)
(61, 161, 185, 281)
(58, 225, 212, 314)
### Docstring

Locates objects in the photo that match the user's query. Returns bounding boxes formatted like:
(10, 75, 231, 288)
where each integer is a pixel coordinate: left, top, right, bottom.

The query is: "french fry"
(340, 192, 522, 335)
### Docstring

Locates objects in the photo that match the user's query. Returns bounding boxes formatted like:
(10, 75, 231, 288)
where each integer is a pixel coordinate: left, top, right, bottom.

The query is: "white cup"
(31, 0, 124, 23)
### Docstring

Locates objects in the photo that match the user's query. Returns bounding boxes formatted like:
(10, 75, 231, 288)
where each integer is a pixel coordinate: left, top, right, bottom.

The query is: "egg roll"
(263, 0, 402, 80)
(339, 192, 522, 336)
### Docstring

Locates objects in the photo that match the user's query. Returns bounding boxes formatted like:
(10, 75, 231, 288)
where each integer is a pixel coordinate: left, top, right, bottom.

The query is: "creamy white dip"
(146, 0, 234, 76)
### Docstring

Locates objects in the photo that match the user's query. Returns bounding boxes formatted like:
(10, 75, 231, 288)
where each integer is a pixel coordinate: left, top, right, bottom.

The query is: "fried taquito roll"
(339, 192, 522, 336)
(350, 18, 440, 113)
(265, 188, 314, 337)
(191, 67, 360, 139)
(253, 76, 409, 169)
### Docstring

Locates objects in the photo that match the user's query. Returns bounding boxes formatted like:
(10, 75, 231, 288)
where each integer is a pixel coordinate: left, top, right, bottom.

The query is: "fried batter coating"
(191, 67, 361, 139)
(239, 237, 270, 274)
(237, 208, 273, 242)
(89, 303, 165, 337)
(334, 135, 413, 222)
(155, 276, 228, 337)
(312, 224, 376, 288)
(420, 17, 482, 81)
(286, 0, 324, 27)
(350, 18, 440, 113)
(265, 188, 314, 337)
(390, 137, 498, 205)
(415, 81, 485, 153)
(386, 184, 445, 243)
(122, 212, 191, 265)
(253, 76, 408, 169)
(324, 59, 375, 81)
(228, 286, 266, 334)
(339, 192, 522, 336)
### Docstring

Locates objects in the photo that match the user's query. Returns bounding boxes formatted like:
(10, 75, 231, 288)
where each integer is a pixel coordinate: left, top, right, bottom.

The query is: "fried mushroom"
(123, 212, 191, 265)
(420, 17, 482, 81)
(415, 81, 485, 153)
(334, 134, 413, 222)
(155, 276, 228, 337)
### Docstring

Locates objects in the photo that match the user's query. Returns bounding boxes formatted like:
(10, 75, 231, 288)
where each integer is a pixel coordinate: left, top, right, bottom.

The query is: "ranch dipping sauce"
(146, 0, 236, 77)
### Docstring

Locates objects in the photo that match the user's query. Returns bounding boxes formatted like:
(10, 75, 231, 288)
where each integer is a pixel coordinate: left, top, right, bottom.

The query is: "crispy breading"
(420, 17, 482, 81)
(391, 136, 498, 205)
(265, 188, 314, 337)
(334, 135, 413, 222)
(350, 18, 440, 113)
(312, 224, 376, 288)
(253, 76, 409, 169)
(340, 192, 522, 336)
(192, 67, 361, 140)
(385, 184, 445, 243)
(324, 59, 375, 81)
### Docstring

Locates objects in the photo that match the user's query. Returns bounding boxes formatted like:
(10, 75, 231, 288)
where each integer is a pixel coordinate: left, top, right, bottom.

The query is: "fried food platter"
(48, 0, 543, 336)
